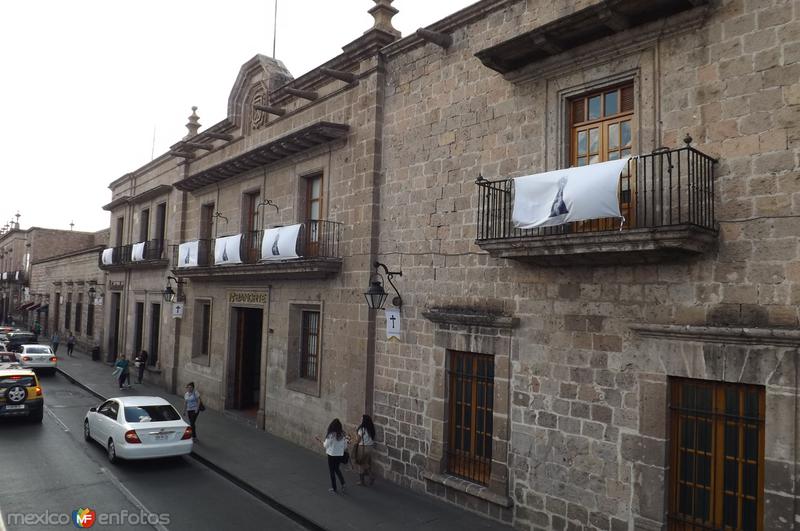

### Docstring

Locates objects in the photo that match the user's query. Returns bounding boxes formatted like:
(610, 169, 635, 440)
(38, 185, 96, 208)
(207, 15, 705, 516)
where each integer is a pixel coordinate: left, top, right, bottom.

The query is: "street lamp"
(163, 276, 185, 303)
(363, 262, 402, 310)
(87, 281, 104, 300)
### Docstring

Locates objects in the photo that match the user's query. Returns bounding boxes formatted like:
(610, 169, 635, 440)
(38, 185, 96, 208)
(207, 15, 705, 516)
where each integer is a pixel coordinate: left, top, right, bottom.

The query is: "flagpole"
(272, 0, 278, 58)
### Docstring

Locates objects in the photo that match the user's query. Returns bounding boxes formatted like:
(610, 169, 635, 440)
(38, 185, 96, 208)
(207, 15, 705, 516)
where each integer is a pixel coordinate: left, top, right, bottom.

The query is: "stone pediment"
(227, 55, 293, 130)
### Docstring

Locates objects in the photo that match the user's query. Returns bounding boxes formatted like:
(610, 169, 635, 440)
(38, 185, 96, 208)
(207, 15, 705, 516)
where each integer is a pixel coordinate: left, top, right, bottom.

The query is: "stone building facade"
(29, 229, 109, 350)
(109, 0, 798, 529)
(0, 224, 100, 332)
(369, 0, 799, 530)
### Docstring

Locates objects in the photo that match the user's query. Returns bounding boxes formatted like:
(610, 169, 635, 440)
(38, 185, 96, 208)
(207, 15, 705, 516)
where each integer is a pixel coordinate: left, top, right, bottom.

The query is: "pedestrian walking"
(134, 350, 148, 384)
(354, 414, 377, 486)
(183, 382, 201, 440)
(66, 332, 76, 357)
(316, 418, 349, 494)
(51, 332, 60, 354)
(114, 354, 130, 390)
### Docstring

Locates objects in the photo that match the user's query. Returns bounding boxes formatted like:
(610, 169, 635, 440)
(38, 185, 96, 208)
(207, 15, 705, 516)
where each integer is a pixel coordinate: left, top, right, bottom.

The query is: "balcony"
(98, 239, 168, 270)
(476, 146, 717, 265)
(1, 270, 26, 284)
(172, 219, 342, 281)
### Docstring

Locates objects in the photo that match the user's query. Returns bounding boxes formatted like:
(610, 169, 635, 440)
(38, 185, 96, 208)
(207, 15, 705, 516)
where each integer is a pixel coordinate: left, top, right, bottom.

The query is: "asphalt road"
(0, 372, 306, 531)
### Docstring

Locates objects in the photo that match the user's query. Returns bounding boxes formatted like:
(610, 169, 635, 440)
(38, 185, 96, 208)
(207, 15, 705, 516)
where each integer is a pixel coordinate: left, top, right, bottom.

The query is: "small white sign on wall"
(385, 308, 401, 341)
(172, 302, 184, 319)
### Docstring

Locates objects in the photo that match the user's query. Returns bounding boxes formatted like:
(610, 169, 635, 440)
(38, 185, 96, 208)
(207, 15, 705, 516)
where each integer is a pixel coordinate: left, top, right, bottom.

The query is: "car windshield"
(0, 375, 35, 388)
(124, 405, 181, 423)
(25, 347, 50, 354)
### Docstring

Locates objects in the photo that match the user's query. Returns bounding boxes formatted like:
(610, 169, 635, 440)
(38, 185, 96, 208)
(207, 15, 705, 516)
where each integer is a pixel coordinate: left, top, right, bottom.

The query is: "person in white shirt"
(316, 418, 349, 493)
(355, 414, 377, 486)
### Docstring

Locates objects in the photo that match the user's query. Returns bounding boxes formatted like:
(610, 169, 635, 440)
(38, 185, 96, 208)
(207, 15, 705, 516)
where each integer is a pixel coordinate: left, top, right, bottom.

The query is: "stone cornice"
(382, 0, 524, 59)
(422, 307, 519, 329)
(630, 324, 800, 348)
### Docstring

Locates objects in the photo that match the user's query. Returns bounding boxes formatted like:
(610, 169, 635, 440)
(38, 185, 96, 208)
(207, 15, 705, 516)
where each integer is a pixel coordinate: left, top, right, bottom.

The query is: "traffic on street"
(0, 370, 307, 531)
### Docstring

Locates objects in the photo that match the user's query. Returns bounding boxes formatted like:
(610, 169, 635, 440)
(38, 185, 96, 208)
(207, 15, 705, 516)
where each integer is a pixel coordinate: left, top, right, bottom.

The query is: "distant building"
(104, 0, 799, 529)
(0, 222, 102, 335)
(29, 229, 109, 349)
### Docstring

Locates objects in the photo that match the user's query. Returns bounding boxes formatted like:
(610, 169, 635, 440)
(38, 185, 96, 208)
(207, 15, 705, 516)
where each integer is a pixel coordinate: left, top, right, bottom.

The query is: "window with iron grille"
(75, 293, 83, 333)
(65, 293, 72, 330)
(192, 300, 212, 364)
(668, 378, 765, 531)
(86, 299, 94, 337)
(447, 351, 494, 485)
(300, 310, 320, 380)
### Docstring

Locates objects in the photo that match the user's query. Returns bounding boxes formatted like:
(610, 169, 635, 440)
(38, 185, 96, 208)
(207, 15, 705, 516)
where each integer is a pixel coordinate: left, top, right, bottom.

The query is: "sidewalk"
(54, 348, 511, 531)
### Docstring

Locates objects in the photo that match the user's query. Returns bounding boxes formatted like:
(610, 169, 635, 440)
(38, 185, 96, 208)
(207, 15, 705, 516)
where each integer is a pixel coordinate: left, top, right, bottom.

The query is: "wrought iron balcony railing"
(170, 219, 342, 268)
(98, 239, 167, 269)
(475, 145, 717, 264)
(477, 145, 715, 240)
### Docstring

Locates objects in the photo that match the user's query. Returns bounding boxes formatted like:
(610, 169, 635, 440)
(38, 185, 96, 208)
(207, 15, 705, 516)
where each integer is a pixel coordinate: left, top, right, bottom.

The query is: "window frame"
(192, 298, 212, 365)
(667, 378, 766, 531)
(446, 350, 494, 486)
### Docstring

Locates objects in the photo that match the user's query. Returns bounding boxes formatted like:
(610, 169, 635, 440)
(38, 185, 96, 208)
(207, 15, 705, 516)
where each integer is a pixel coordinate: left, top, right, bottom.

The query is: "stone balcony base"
(477, 224, 718, 266)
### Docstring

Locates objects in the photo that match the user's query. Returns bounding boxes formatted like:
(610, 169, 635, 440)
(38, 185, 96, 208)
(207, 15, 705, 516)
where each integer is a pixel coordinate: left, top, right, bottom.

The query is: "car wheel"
(107, 439, 118, 463)
(6, 385, 26, 404)
(84, 420, 91, 442)
(30, 409, 43, 423)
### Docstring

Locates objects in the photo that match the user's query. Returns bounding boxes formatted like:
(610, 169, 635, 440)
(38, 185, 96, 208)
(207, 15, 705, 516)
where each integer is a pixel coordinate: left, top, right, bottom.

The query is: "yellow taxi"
(0, 366, 44, 422)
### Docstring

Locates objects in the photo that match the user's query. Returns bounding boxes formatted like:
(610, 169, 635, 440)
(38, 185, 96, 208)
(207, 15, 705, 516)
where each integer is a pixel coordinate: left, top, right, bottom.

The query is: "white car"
(83, 396, 193, 463)
(16, 344, 57, 373)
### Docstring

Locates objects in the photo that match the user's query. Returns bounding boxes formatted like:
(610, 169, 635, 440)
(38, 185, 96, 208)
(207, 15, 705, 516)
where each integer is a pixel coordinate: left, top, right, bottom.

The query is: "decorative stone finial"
(185, 106, 201, 139)
(367, 0, 400, 37)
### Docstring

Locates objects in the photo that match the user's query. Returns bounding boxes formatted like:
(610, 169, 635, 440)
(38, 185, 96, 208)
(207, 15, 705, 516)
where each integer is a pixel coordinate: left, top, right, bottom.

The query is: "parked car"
(0, 352, 18, 363)
(0, 334, 10, 350)
(6, 332, 38, 353)
(0, 326, 16, 334)
(0, 367, 44, 422)
(84, 396, 193, 463)
(15, 345, 57, 373)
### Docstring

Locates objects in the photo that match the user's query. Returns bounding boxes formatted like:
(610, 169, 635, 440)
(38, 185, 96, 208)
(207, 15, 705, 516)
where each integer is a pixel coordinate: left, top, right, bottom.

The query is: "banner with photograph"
(178, 240, 199, 268)
(512, 157, 630, 229)
(261, 224, 301, 261)
(214, 234, 242, 265)
(131, 242, 146, 262)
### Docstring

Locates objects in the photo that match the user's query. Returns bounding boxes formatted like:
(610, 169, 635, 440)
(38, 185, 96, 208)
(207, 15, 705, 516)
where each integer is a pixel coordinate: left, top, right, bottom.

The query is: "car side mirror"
(89, 407, 97, 412)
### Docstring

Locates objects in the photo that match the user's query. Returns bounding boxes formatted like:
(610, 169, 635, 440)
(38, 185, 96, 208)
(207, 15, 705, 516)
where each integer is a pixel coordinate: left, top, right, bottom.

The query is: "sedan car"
(15, 345, 57, 373)
(0, 352, 17, 363)
(84, 396, 193, 463)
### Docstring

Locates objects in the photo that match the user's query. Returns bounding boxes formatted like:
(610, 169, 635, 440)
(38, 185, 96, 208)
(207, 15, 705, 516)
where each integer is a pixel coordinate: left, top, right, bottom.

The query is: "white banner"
(261, 224, 301, 261)
(14, 271, 19, 281)
(215, 234, 242, 265)
(178, 240, 199, 268)
(512, 157, 630, 229)
(385, 309, 401, 340)
(101, 248, 114, 266)
(131, 242, 146, 262)
(0, 272, 5, 280)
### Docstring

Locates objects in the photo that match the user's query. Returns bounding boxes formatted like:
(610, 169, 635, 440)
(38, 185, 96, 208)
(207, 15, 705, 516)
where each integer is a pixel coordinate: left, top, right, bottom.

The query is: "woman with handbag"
(316, 418, 349, 494)
(355, 414, 376, 486)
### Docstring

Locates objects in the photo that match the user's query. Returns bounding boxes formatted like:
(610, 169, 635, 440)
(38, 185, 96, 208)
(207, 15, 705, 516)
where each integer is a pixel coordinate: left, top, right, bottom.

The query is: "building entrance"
(229, 307, 263, 412)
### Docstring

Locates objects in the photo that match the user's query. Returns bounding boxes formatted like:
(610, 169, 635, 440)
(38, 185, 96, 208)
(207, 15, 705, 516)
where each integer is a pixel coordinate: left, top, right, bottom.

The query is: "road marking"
(44, 405, 70, 432)
(0, 505, 7, 531)
(99, 467, 170, 531)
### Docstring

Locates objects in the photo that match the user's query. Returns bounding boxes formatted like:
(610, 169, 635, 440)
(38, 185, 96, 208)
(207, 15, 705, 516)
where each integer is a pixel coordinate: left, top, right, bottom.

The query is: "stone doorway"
(227, 306, 263, 416)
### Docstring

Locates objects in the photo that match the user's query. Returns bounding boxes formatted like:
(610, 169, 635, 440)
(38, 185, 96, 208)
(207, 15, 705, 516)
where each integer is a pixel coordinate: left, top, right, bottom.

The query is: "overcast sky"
(0, 0, 474, 233)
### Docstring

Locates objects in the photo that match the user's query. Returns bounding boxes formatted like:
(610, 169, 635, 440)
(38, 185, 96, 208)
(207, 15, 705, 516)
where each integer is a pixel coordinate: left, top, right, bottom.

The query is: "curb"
(56, 366, 328, 531)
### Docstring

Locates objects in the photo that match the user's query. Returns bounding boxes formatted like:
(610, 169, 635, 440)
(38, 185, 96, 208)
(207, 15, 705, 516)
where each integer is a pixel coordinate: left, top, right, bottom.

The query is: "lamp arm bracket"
(374, 261, 402, 307)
